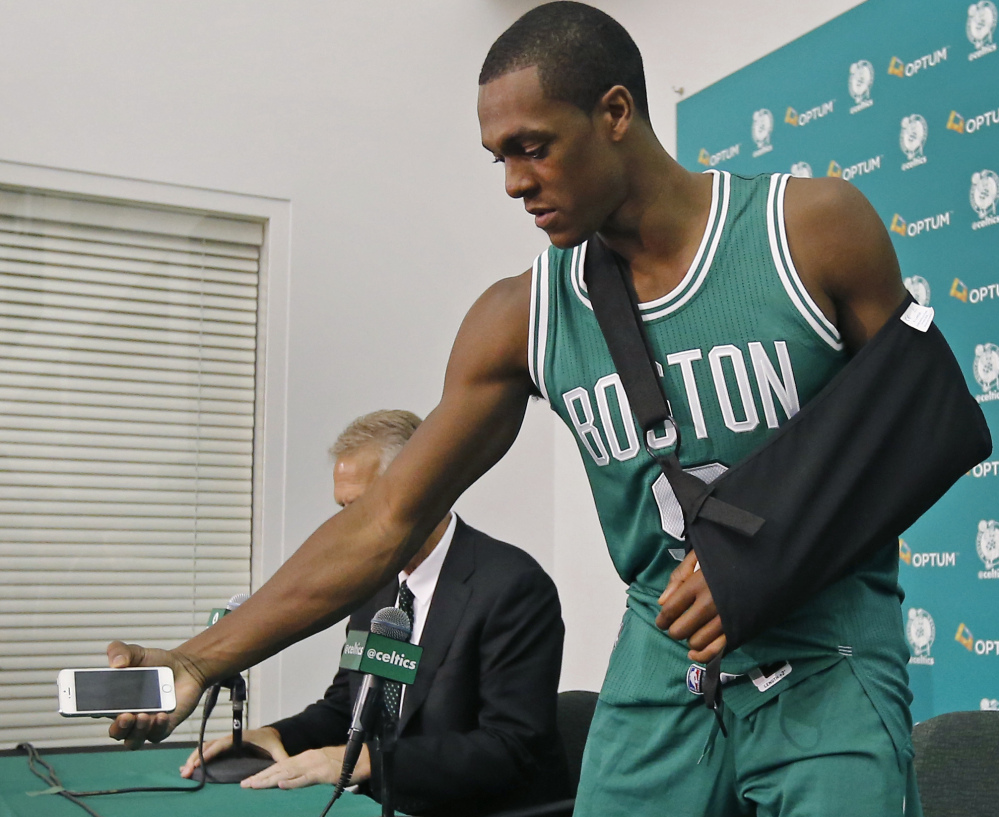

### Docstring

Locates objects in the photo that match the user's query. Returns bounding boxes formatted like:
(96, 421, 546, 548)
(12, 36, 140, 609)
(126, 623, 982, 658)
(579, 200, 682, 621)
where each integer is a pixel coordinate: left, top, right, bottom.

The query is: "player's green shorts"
(574, 659, 922, 817)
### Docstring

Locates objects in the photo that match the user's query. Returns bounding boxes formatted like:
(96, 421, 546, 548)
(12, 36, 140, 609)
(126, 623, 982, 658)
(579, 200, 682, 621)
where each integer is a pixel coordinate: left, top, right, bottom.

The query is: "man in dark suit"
(181, 409, 568, 816)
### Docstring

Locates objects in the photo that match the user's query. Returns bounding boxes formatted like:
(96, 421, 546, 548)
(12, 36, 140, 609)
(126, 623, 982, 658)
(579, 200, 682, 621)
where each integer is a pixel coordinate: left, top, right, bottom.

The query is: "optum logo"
(889, 211, 952, 236)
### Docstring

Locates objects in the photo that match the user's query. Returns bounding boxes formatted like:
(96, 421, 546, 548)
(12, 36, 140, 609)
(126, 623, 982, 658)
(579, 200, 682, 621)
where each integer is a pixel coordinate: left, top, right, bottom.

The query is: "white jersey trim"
(528, 254, 540, 394)
(767, 174, 844, 351)
(568, 169, 728, 321)
(642, 170, 729, 321)
(569, 242, 587, 307)
(527, 251, 551, 401)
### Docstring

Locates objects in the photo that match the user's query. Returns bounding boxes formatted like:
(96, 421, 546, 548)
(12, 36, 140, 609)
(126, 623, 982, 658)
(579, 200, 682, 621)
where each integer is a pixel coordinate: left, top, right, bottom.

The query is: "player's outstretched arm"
(108, 271, 536, 748)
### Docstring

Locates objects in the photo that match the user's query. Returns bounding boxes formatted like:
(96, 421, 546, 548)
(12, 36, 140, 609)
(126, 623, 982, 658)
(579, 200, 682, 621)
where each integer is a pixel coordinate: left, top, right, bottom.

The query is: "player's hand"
(240, 744, 372, 789)
(655, 551, 727, 663)
(179, 726, 288, 778)
(105, 641, 207, 750)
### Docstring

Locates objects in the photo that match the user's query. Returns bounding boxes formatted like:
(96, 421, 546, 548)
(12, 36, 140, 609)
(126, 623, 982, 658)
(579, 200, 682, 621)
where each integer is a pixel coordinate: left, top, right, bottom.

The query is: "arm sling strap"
(584, 235, 993, 723)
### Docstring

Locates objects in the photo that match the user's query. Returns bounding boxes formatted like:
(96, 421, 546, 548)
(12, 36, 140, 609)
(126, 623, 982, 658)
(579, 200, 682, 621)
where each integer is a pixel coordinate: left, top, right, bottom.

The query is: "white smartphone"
(57, 667, 177, 717)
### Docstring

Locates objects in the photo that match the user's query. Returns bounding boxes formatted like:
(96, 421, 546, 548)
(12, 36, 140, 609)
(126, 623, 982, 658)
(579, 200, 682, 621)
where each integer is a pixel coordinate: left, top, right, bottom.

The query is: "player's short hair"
(330, 409, 422, 474)
(479, 1, 649, 120)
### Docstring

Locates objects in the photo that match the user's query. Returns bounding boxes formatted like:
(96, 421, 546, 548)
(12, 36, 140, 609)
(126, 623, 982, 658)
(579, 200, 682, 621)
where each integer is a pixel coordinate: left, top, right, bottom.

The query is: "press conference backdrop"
(676, 0, 998, 722)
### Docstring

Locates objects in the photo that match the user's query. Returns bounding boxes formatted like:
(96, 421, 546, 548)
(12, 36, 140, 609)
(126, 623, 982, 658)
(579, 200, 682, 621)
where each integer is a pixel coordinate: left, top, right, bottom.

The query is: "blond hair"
(330, 409, 422, 473)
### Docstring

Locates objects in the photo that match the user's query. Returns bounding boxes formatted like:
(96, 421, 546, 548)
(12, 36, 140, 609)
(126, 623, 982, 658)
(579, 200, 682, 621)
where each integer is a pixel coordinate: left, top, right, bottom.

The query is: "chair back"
(488, 690, 599, 817)
(556, 690, 599, 794)
(912, 710, 999, 817)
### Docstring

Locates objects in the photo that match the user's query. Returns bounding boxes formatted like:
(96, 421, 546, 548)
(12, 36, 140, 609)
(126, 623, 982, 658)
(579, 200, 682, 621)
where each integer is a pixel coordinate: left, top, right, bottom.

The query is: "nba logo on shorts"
(686, 664, 704, 695)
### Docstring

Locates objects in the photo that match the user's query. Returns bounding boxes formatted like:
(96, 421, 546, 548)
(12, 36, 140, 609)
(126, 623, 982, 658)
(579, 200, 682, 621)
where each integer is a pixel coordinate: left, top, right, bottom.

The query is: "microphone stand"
(377, 704, 398, 817)
(229, 674, 245, 755)
(194, 673, 274, 784)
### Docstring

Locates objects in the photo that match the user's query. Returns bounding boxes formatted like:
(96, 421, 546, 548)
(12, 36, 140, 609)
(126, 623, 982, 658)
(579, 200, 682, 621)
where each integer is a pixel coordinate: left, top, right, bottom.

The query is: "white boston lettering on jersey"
(594, 374, 641, 461)
(666, 349, 709, 439)
(562, 341, 801, 465)
(708, 345, 760, 433)
(748, 341, 800, 427)
(646, 423, 678, 451)
(563, 387, 610, 465)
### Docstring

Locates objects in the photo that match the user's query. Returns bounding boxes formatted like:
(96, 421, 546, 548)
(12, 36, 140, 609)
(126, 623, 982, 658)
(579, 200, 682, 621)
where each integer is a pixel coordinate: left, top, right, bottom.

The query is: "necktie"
(397, 580, 415, 626)
(380, 581, 415, 731)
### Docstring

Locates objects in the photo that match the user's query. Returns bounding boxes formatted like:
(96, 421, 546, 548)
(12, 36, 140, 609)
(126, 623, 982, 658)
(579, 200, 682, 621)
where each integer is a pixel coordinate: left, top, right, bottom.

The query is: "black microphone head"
(227, 592, 249, 611)
(370, 606, 412, 642)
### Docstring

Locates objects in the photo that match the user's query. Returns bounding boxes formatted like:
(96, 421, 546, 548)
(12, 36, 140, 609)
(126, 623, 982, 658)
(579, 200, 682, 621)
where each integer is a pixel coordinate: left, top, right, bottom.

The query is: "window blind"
(0, 188, 263, 747)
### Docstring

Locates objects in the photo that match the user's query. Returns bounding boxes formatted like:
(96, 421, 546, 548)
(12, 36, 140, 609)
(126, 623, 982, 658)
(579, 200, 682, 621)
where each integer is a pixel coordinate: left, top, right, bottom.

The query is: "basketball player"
(109, 4, 919, 814)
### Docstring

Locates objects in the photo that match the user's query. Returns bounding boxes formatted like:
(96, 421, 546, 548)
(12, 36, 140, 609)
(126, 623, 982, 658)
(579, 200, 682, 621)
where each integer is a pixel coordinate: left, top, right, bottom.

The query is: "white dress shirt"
(396, 513, 456, 712)
(398, 512, 457, 646)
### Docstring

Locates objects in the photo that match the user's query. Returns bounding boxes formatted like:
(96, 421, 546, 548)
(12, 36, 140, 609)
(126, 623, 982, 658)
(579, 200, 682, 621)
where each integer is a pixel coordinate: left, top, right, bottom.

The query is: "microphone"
(335, 607, 412, 796)
(222, 594, 249, 754)
(194, 592, 272, 784)
(227, 592, 249, 611)
(202, 592, 249, 719)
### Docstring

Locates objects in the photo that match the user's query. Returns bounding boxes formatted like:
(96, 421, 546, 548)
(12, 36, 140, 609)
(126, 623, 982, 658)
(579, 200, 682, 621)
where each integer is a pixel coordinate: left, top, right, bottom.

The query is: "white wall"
(0, 0, 864, 724)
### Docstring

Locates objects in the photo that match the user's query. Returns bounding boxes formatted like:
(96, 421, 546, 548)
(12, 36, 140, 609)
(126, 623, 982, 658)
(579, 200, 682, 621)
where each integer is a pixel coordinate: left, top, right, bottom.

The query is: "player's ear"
(598, 85, 635, 142)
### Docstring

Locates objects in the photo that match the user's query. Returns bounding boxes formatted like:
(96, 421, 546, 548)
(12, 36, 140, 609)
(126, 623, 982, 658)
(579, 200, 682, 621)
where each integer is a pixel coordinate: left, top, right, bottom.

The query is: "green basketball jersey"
(528, 171, 913, 752)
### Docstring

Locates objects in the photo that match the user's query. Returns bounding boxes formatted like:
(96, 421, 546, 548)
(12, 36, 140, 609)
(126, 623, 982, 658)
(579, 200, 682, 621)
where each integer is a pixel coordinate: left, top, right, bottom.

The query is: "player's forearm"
(177, 509, 425, 684)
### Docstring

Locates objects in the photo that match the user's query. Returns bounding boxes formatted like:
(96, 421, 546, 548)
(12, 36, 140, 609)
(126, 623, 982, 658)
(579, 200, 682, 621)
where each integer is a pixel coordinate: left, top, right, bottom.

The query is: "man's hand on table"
(240, 744, 372, 790)
(106, 641, 208, 750)
(656, 550, 728, 664)
(179, 726, 289, 778)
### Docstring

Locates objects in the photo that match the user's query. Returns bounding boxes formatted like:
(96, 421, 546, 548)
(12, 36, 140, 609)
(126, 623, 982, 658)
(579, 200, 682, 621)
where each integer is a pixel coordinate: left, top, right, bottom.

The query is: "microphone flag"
(339, 630, 423, 685)
(206, 592, 249, 627)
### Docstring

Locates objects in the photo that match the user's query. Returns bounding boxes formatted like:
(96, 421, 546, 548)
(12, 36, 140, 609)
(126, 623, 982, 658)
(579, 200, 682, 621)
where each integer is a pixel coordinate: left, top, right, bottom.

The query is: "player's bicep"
(823, 188, 907, 351)
(785, 177, 907, 354)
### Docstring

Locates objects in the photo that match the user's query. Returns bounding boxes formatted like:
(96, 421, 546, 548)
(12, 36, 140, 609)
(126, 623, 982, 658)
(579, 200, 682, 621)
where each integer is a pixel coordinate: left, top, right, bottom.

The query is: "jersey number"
(652, 461, 728, 560)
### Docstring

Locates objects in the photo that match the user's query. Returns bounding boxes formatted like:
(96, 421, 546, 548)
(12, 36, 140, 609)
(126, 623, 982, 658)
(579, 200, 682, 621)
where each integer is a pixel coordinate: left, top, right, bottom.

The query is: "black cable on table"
(16, 685, 216, 816)
(15, 743, 104, 817)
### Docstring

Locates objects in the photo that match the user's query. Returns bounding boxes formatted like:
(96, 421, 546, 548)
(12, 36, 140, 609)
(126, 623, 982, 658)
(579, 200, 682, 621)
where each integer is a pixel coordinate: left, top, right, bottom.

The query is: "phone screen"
(76, 669, 162, 711)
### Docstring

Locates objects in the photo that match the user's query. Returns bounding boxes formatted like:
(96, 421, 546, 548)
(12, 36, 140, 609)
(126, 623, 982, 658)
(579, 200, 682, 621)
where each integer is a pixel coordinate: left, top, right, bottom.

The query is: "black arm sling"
(584, 236, 992, 723)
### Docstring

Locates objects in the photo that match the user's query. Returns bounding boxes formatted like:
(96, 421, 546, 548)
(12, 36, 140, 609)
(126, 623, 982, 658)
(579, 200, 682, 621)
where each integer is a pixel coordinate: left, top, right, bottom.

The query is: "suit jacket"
(271, 517, 569, 816)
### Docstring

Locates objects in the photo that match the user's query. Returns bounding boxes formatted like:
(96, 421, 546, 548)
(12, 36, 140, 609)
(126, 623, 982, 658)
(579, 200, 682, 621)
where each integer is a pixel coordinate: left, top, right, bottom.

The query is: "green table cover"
(0, 746, 384, 817)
